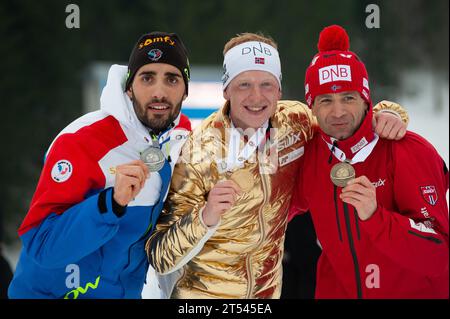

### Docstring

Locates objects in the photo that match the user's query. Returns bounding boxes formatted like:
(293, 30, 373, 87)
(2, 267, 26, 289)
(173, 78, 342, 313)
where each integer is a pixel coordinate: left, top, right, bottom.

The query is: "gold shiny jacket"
(146, 100, 407, 299)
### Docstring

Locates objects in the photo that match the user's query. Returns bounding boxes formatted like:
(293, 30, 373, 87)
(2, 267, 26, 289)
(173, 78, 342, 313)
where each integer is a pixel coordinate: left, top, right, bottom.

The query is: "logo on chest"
(371, 178, 386, 188)
(277, 132, 302, 152)
(420, 185, 438, 206)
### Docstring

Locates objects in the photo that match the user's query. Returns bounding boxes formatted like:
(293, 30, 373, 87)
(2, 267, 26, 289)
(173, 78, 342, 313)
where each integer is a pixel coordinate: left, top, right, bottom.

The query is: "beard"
(131, 92, 183, 134)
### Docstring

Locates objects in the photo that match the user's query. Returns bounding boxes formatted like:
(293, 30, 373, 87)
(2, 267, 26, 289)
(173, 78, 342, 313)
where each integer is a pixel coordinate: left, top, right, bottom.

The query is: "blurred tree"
(0, 1, 85, 241)
(356, 0, 449, 109)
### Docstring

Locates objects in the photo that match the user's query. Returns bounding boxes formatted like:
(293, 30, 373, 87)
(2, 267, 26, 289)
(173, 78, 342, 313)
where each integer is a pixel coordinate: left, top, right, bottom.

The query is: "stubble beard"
(131, 92, 182, 134)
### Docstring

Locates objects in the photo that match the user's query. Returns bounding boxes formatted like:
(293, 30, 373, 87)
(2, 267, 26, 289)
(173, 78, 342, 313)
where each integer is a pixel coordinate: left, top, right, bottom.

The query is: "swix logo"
(319, 65, 352, 85)
(277, 133, 302, 151)
(372, 178, 386, 188)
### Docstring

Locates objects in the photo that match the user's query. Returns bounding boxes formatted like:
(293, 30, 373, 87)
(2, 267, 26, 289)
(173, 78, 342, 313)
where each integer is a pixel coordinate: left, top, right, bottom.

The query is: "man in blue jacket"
(8, 31, 192, 299)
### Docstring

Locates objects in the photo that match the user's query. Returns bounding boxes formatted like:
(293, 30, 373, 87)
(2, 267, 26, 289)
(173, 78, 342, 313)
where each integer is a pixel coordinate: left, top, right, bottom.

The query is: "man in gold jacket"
(145, 33, 408, 299)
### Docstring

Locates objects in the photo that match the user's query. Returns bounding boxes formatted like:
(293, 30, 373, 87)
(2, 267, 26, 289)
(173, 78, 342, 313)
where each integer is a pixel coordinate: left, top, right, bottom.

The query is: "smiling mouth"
(148, 104, 170, 111)
(244, 105, 267, 113)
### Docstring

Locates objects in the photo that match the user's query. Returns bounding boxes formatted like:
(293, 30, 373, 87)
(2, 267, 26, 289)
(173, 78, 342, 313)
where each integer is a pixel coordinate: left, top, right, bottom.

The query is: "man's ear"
(311, 104, 318, 117)
(182, 94, 187, 101)
(223, 89, 229, 101)
(126, 87, 133, 100)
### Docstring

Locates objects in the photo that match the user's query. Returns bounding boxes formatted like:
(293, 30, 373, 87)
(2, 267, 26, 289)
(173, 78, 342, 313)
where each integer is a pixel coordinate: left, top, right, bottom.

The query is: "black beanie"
(125, 32, 190, 94)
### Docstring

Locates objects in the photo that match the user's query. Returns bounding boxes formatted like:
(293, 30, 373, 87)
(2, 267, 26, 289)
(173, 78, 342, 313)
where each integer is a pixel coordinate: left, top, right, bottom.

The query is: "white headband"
(222, 41, 282, 90)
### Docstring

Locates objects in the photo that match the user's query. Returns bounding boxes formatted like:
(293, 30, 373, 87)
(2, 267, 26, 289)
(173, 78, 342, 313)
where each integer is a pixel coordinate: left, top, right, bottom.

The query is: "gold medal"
(229, 170, 254, 192)
(330, 162, 355, 187)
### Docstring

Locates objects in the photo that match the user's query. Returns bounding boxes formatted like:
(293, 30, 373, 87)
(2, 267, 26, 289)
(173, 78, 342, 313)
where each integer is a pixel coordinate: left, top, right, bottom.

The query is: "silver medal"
(140, 147, 165, 172)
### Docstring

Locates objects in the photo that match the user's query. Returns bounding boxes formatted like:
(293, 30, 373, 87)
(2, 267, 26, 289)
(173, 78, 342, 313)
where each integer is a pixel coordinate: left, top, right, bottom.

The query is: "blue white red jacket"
(8, 65, 191, 299)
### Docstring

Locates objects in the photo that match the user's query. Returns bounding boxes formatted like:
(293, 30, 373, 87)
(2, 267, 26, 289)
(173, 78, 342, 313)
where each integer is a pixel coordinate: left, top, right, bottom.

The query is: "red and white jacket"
(290, 110, 449, 299)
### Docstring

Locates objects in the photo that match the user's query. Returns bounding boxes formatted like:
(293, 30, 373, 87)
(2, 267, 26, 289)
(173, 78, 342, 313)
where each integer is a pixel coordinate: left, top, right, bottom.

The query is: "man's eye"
(320, 99, 331, 104)
(142, 76, 151, 82)
(344, 95, 355, 101)
(261, 82, 274, 89)
(239, 83, 250, 88)
(168, 77, 178, 84)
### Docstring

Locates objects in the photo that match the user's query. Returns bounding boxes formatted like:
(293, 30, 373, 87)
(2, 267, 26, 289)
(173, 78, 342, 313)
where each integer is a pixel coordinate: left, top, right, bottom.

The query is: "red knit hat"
(304, 25, 371, 108)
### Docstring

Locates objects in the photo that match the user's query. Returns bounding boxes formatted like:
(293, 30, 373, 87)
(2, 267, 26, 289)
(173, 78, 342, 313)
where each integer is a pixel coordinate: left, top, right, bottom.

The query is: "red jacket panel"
(291, 131, 449, 298)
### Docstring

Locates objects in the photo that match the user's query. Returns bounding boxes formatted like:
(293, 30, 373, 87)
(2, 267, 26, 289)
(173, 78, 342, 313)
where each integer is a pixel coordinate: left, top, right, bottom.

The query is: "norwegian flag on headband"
(255, 57, 265, 64)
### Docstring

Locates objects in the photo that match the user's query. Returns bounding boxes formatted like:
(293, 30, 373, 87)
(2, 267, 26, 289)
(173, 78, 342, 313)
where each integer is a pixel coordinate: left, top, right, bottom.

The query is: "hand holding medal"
(113, 160, 149, 206)
(202, 180, 242, 227)
(340, 175, 377, 221)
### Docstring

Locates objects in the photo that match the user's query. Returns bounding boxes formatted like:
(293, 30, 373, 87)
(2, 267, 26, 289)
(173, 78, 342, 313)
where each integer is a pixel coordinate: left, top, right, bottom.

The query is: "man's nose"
(248, 85, 263, 101)
(151, 82, 168, 100)
(330, 101, 347, 118)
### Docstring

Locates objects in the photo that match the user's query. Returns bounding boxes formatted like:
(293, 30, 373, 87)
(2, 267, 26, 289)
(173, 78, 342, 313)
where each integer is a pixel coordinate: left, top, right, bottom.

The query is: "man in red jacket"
(289, 25, 449, 299)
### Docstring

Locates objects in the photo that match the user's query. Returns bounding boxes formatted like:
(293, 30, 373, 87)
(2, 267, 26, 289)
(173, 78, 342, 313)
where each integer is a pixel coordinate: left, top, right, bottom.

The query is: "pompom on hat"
(304, 25, 371, 108)
(317, 24, 350, 52)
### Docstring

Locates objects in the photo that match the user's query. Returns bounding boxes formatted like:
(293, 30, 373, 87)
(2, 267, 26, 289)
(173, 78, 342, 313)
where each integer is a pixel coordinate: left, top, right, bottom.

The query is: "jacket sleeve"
(359, 132, 449, 277)
(18, 134, 123, 269)
(146, 135, 218, 275)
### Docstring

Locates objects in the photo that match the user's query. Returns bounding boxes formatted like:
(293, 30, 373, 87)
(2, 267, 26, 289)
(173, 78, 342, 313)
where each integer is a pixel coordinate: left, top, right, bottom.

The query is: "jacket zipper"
(353, 207, 361, 240)
(333, 186, 343, 241)
(245, 254, 253, 298)
(342, 202, 363, 298)
(120, 211, 154, 295)
(330, 141, 362, 298)
(245, 164, 270, 298)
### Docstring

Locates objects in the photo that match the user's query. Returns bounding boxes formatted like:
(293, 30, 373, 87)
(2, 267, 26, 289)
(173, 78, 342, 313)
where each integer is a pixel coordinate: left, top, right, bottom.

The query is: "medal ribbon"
(150, 133, 160, 148)
(324, 134, 379, 164)
(224, 121, 269, 171)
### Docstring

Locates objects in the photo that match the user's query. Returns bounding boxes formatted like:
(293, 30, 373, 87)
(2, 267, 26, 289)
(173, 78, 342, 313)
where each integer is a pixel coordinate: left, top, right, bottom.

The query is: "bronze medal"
(330, 162, 355, 187)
